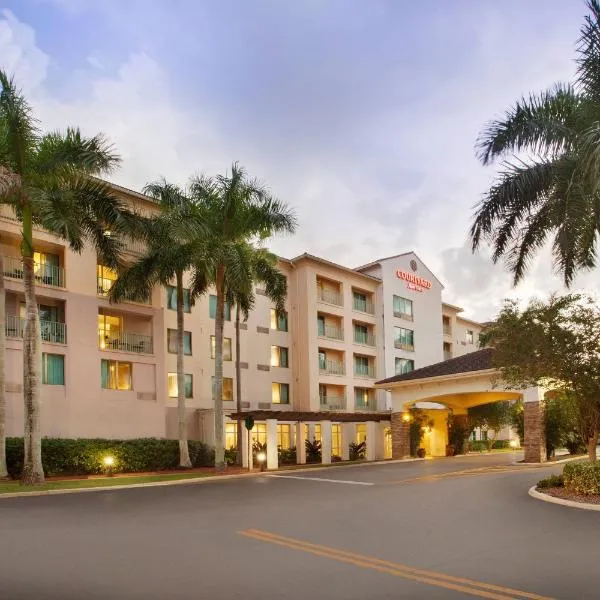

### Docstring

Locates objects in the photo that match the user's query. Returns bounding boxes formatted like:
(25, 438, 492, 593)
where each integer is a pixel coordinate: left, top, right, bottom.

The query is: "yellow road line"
(388, 465, 542, 485)
(239, 529, 554, 600)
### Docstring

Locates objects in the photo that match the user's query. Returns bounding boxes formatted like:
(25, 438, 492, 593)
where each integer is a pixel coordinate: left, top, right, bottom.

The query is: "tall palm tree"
(0, 70, 133, 484)
(471, 0, 600, 286)
(109, 179, 209, 468)
(228, 246, 287, 466)
(189, 164, 296, 469)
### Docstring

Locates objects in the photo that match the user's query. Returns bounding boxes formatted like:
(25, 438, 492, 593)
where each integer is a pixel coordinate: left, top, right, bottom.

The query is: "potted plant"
(416, 448, 426, 458)
(445, 444, 455, 457)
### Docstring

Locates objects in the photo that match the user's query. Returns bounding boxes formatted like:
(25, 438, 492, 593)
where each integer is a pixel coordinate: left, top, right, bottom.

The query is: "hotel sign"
(396, 269, 432, 293)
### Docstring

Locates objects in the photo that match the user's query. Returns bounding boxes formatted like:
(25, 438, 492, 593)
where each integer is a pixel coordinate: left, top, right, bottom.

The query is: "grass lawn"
(0, 472, 214, 495)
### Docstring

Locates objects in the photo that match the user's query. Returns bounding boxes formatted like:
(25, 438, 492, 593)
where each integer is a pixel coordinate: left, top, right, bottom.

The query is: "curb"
(528, 486, 600, 512)
(0, 457, 421, 500)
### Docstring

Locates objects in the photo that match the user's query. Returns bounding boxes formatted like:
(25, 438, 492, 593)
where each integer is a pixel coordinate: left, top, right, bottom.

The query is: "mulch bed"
(541, 486, 600, 505)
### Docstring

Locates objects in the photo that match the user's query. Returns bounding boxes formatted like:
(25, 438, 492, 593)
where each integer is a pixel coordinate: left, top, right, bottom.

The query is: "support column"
(266, 419, 278, 470)
(296, 421, 306, 464)
(376, 422, 388, 460)
(308, 423, 316, 442)
(391, 412, 410, 459)
(523, 387, 547, 463)
(320, 420, 332, 464)
(365, 421, 377, 461)
(341, 423, 354, 461)
(241, 426, 250, 469)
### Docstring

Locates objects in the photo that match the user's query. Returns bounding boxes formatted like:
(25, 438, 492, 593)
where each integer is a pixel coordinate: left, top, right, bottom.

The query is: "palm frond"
(576, 0, 600, 102)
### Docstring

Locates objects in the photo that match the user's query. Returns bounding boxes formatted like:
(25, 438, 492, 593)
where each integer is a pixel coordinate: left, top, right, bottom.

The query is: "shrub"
(331, 455, 342, 462)
(537, 474, 564, 489)
(305, 439, 322, 463)
(563, 461, 600, 495)
(224, 448, 237, 466)
(278, 447, 297, 465)
(5, 438, 214, 478)
(468, 440, 487, 453)
(349, 441, 366, 461)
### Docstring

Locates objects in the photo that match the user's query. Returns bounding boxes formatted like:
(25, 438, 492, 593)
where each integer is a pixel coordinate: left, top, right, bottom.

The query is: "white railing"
(319, 359, 345, 375)
(318, 323, 344, 341)
(99, 330, 153, 354)
(319, 395, 346, 410)
(317, 287, 343, 306)
(353, 297, 375, 314)
(6, 314, 67, 344)
(354, 362, 375, 378)
(355, 396, 377, 411)
(3, 255, 65, 288)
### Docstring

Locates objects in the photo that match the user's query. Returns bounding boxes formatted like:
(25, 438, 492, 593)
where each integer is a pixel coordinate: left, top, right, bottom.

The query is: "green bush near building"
(5, 438, 214, 478)
(563, 461, 600, 495)
(468, 440, 512, 452)
(537, 474, 564, 489)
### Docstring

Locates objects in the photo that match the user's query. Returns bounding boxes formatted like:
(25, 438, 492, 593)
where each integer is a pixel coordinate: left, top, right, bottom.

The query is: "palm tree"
(0, 70, 134, 484)
(189, 164, 296, 469)
(471, 0, 600, 286)
(228, 246, 287, 466)
(109, 179, 209, 468)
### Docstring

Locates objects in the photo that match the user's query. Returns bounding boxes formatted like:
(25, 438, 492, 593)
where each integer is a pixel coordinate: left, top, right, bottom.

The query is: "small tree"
(468, 401, 512, 451)
(486, 294, 600, 461)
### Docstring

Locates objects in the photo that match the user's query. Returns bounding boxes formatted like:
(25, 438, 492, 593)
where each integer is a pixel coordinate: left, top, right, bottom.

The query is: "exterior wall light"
(402, 413, 411, 423)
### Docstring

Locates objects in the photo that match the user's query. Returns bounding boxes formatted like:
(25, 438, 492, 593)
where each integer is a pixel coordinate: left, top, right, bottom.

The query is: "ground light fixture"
(103, 455, 115, 477)
(509, 440, 518, 449)
(256, 452, 267, 471)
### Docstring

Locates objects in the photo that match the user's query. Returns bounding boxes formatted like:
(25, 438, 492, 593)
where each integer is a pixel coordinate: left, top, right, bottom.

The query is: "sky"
(0, 0, 597, 321)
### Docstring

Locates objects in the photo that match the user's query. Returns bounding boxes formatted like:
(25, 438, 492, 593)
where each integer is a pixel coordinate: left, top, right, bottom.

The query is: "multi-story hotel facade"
(2, 182, 484, 465)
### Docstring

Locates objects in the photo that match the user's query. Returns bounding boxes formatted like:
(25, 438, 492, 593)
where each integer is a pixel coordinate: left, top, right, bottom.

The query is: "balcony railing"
(355, 396, 377, 411)
(394, 340, 414, 352)
(99, 330, 153, 354)
(353, 297, 375, 315)
(3, 255, 65, 288)
(443, 324, 452, 336)
(353, 329, 375, 346)
(393, 310, 413, 321)
(6, 315, 67, 344)
(354, 363, 375, 378)
(319, 395, 346, 410)
(318, 323, 344, 341)
(121, 236, 147, 256)
(319, 359, 345, 375)
(317, 287, 343, 306)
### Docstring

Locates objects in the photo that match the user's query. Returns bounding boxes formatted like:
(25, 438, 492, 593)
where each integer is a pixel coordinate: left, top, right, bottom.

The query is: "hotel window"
(167, 329, 192, 355)
(354, 355, 371, 376)
(101, 359, 132, 390)
(209, 295, 231, 321)
(395, 358, 414, 375)
(314, 424, 321, 442)
(353, 290, 368, 312)
(270, 309, 288, 332)
(42, 353, 64, 385)
(210, 336, 232, 361)
(167, 373, 193, 398)
(393, 295, 413, 319)
(394, 326, 414, 350)
(355, 387, 372, 409)
(353, 323, 368, 344)
(277, 424, 292, 449)
(271, 345, 289, 368)
(332, 424, 341, 457)
(272, 382, 290, 404)
(34, 252, 61, 286)
(318, 350, 327, 370)
(356, 423, 367, 444)
(226, 423, 238, 450)
(97, 264, 117, 296)
(98, 313, 122, 349)
(212, 377, 234, 401)
(466, 330, 474, 344)
(251, 423, 267, 445)
(317, 315, 325, 336)
(166, 286, 191, 313)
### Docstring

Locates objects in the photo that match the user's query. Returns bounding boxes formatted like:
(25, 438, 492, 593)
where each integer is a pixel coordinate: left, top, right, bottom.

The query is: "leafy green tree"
(0, 70, 134, 484)
(468, 401, 512, 451)
(188, 164, 296, 469)
(486, 294, 600, 461)
(109, 179, 209, 468)
(471, 0, 600, 286)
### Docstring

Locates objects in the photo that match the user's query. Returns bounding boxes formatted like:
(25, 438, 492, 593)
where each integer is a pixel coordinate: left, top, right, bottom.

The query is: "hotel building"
(1, 183, 484, 466)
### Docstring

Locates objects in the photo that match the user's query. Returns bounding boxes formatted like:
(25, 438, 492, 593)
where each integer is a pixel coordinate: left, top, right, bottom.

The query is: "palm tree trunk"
(213, 265, 226, 470)
(21, 208, 44, 484)
(0, 250, 8, 479)
(588, 430, 598, 462)
(235, 304, 243, 466)
(176, 270, 191, 468)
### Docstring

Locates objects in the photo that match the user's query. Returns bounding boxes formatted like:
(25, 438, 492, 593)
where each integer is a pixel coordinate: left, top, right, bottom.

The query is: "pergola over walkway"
(376, 348, 547, 463)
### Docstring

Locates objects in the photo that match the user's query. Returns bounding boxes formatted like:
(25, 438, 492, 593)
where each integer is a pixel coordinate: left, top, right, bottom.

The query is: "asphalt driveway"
(0, 453, 594, 599)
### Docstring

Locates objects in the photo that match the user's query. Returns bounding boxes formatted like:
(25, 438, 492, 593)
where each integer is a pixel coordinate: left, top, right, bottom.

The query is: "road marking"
(239, 529, 554, 600)
(268, 475, 374, 486)
(388, 465, 541, 485)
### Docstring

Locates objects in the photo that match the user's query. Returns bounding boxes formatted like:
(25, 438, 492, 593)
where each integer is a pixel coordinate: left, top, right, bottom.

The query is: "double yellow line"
(389, 465, 540, 485)
(239, 529, 553, 600)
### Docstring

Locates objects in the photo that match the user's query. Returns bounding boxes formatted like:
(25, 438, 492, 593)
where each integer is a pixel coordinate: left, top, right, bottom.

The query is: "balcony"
(5, 314, 67, 344)
(352, 294, 375, 315)
(319, 359, 345, 376)
(319, 395, 347, 411)
(318, 323, 344, 341)
(354, 361, 375, 378)
(355, 396, 377, 411)
(3, 255, 65, 288)
(394, 341, 414, 352)
(317, 287, 343, 307)
(99, 330, 153, 354)
(353, 327, 375, 347)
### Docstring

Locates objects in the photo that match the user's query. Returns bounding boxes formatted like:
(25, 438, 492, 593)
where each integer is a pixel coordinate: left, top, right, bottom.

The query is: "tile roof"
(376, 347, 495, 385)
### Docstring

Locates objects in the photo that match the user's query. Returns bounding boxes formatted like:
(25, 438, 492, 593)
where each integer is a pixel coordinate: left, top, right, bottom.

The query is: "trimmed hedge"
(6, 438, 214, 478)
(468, 440, 512, 452)
(563, 460, 600, 495)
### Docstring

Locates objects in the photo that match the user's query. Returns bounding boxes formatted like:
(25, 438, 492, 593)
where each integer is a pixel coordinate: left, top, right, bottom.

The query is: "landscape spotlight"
(256, 452, 267, 471)
(509, 440, 518, 449)
(103, 455, 115, 476)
